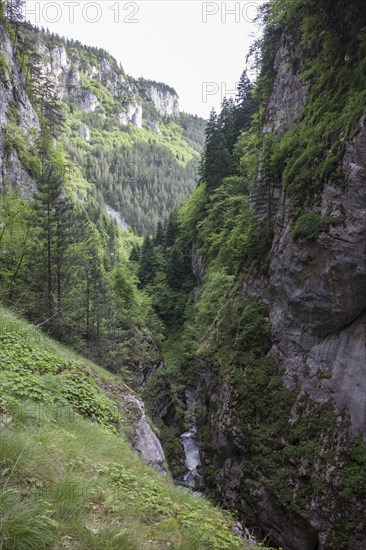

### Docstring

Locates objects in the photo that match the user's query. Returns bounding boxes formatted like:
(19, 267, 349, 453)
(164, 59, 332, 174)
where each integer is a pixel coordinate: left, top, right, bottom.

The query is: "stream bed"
(179, 388, 202, 489)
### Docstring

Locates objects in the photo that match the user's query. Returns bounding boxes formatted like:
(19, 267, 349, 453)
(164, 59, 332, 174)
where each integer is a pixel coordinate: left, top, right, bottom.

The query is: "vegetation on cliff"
(138, 1, 366, 547)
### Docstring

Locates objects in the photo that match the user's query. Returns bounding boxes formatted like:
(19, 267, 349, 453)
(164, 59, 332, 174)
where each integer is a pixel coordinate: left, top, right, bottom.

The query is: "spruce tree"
(154, 221, 165, 246)
(165, 212, 179, 247)
(219, 97, 237, 152)
(129, 243, 141, 263)
(138, 237, 158, 286)
(233, 69, 257, 136)
(31, 155, 67, 333)
(5, 0, 25, 53)
(236, 69, 252, 106)
(200, 108, 232, 192)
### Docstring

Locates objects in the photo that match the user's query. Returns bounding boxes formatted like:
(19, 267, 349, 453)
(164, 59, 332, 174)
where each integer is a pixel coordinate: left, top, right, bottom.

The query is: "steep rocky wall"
(196, 36, 366, 550)
(0, 27, 39, 191)
(146, 85, 180, 118)
(270, 116, 366, 437)
(36, 39, 179, 128)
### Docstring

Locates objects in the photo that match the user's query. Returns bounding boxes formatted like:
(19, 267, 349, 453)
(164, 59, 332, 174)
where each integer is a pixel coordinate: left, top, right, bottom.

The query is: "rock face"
(87, 369, 167, 476)
(263, 39, 309, 134)
(77, 125, 91, 142)
(77, 89, 99, 112)
(270, 116, 366, 437)
(122, 393, 166, 475)
(196, 38, 366, 550)
(33, 37, 178, 129)
(0, 27, 39, 191)
(118, 102, 143, 128)
(49, 44, 70, 87)
(105, 203, 128, 229)
(146, 85, 180, 118)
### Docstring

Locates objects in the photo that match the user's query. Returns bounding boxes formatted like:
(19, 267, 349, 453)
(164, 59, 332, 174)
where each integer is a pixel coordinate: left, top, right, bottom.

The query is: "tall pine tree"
(200, 108, 232, 192)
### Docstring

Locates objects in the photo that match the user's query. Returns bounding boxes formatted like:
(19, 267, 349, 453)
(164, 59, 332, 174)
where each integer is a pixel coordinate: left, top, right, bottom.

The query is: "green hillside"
(16, 23, 206, 235)
(0, 307, 261, 550)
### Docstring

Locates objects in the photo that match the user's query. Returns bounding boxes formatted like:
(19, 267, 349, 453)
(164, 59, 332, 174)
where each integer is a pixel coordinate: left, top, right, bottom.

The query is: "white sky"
(24, 1, 264, 118)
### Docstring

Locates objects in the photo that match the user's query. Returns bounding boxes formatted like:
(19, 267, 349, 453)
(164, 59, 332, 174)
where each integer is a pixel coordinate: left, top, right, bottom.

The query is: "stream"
(180, 388, 202, 489)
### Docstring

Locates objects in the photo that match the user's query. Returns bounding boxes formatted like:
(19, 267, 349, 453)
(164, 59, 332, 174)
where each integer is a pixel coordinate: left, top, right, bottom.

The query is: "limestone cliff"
(194, 18, 366, 550)
(35, 38, 180, 128)
(145, 83, 180, 118)
(0, 26, 39, 191)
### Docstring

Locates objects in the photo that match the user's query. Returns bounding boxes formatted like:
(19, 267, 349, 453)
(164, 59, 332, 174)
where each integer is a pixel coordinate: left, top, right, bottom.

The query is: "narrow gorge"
(0, 1, 365, 549)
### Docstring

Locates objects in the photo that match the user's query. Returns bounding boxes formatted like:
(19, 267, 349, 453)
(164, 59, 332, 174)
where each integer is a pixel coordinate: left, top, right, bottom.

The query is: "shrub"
(292, 212, 323, 241)
(0, 52, 9, 79)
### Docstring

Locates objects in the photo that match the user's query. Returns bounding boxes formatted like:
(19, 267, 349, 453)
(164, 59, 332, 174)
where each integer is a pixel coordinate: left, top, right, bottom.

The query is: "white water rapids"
(180, 388, 202, 489)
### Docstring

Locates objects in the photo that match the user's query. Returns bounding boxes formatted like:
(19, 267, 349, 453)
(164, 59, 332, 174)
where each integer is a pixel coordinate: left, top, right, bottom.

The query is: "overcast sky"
(24, 1, 264, 118)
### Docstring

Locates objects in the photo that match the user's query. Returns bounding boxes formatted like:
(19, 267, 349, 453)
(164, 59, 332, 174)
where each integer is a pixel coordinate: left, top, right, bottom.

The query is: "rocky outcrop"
(34, 37, 179, 128)
(0, 28, 39, 191)
(118, 102, 143, 128)
(146, 85, 180, 118)
(263, 39, 309, 134)
(73, 88, 98, 112)
(105, 203, 128, 229)
(270, 116, 366, 437)
(49, 44, 70, 87)
(77, 124, 90, 142)
(122, 393, 166, 475)
(87, 368, 167, 476)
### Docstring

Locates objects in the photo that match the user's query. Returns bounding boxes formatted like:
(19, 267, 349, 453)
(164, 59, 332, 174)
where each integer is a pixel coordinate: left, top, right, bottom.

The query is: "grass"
(0, 306, 261, 549)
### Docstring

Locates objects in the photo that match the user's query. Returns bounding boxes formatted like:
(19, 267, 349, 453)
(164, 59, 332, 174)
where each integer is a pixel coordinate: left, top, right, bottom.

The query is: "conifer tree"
(154, 221, 165, 246)
(232, 69, 257, 138)
(138, 237, 158, 286)
(236, 69, 252, 107)
(129, 243, 141, 263)
(5, 0, 25, 53)
(31, 154, 68, 333)
(200, 108, 232, 192)
(219, 97, 237, 152)
(165, 212, 179, 247)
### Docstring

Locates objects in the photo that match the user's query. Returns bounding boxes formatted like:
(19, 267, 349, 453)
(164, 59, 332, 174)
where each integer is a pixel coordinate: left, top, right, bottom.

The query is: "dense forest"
(1, 0, 366, 549)
(0, 0, 206, 384)
(4, 17, 206, 235)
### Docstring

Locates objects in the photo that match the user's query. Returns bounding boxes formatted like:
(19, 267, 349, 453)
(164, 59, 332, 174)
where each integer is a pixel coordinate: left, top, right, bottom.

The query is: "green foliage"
(156, 420, 186, 478)
(3, 123, 42, 178)
(0, 307, 254, 550)
(195, 270, 235, 343)
(0, 488, 58, 549)
(83, 134, 200, 235)
(0, 170, 162, 378)
(0, 51, 9, 78)
(200, 108, 232, 192)
(269, 0, 366, 207)
(340, 437, 366, 500)
(0, 316, 119, 428)
(178, 113, 207, 151)
(178, 183, 207, 242)
(292, 212, 323, 241)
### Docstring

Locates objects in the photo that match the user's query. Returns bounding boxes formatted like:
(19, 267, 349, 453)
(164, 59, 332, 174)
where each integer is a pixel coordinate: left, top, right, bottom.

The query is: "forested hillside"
(0, 1, 204, 385)
(2, 19, 205, 235)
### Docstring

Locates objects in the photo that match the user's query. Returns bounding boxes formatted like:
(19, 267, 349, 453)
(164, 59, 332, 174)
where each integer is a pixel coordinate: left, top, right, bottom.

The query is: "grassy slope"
(0, 307, 260, 550)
